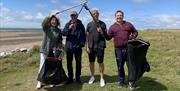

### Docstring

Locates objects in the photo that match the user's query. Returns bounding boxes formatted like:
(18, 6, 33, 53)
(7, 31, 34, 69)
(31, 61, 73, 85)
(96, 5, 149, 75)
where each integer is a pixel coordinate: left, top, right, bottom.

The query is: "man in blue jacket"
(63, 11, 86, 84)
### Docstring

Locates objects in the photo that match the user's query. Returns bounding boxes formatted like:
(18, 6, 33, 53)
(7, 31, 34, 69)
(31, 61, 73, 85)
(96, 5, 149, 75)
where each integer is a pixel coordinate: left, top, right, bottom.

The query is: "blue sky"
(0, 0, 180, 30)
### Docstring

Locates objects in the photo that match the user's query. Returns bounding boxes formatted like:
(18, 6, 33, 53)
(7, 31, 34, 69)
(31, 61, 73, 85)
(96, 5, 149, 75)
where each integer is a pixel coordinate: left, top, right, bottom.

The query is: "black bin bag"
(127, 39, 150, 82)
(37, 49, 68, 85)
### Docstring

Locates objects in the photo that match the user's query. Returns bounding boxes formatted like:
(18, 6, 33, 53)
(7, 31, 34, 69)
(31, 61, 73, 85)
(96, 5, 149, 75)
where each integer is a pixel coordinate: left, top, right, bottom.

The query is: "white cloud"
(1, 16, 14, 23)
(35, 3, 47, 9)
(20, 11, 30, 15)
(56, 4, 80, 15)
(51, 0, 59, 4)
(153, 14, 180, 29)
(0, 2, 14, 26)
(129, 14, 180, 29)
(0, 2, 45, 28)
(72, 0, 87, 4)
(73, 10, 115, 29)
(50, 9, 60, 15)
(131, 0, 151, 3)
(153, 14, 180, 24)
(59, 5, 74, 10)
(36, 12, 45, 20)
(18, 11, 33, 21)
(4, 17, 14, 22)
(100, 12, 115, 28)
(0, 4, 10, 16)
(21, 11, 46, 22)
(1, 1, 180, 29)
(23, 15, 33, 21)
(0, 2, 3, 6)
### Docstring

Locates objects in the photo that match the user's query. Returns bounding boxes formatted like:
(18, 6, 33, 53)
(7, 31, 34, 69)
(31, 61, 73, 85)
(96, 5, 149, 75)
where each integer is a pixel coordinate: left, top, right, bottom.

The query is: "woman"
(36, 14, 67, 89)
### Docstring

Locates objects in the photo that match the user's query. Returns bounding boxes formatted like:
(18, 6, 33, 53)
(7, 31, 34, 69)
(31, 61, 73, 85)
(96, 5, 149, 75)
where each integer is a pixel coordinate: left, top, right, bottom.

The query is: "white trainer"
(36, 81, 42, 89)
(88, 76, 95, 84)
(100, 79, 105, 87)
(49, 84, 55, 87)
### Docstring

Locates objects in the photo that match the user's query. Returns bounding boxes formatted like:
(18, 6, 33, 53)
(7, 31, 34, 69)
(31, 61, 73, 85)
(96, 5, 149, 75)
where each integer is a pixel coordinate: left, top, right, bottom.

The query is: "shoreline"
(0, 32, 43, 52)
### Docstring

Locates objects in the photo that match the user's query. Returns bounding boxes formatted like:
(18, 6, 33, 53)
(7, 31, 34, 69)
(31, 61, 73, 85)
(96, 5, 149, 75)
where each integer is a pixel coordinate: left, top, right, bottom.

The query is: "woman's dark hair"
(115, 10, 124, 16)
(50, 15, 60, 27)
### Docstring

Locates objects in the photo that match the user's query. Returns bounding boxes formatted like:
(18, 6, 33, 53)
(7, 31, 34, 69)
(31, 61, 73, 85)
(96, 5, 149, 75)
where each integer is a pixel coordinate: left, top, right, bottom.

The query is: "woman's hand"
(86, 47, 90, 54)
(51, 12, 59, 17)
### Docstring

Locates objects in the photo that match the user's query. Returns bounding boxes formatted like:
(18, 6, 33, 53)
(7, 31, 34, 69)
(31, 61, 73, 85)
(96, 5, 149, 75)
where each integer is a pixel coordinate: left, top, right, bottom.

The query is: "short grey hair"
(91, 8, 99, 14)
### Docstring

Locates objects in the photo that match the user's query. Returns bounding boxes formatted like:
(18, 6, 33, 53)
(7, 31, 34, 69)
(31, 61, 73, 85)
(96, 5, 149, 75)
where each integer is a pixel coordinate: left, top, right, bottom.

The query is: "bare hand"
(86, 47, 90, 53)
(68, 23, 75, 30)
(51, 11, 60, 17)
(129, 33, 136, 40)
(97, 27, 103, 33)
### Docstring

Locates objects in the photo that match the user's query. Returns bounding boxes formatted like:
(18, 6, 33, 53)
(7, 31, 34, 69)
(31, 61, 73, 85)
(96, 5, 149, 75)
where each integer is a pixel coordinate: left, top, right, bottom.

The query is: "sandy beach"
(0, 32, 43, 52)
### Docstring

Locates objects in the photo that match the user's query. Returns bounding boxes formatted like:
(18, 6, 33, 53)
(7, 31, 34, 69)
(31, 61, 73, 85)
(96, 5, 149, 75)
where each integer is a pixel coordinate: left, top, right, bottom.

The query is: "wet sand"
(0, 32, 43, 52)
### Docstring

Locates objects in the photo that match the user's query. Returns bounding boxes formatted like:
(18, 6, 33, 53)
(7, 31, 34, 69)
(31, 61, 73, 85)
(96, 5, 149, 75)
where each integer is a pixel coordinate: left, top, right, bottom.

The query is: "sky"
(0, 0, 180, 30)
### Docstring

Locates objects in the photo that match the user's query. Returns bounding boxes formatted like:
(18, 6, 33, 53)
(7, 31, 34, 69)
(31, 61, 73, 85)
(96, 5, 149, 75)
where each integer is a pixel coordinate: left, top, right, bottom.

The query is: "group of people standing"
(36, 8, 138, 90)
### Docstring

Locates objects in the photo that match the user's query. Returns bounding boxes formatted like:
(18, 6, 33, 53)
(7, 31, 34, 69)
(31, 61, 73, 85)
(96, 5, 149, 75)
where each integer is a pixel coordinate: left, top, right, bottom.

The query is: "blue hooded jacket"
(63, 19, 86, 51)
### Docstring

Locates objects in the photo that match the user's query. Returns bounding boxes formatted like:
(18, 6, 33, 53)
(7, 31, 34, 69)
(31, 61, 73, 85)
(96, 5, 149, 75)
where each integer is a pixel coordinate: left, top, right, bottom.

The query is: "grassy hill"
(0, 30, 180, 91)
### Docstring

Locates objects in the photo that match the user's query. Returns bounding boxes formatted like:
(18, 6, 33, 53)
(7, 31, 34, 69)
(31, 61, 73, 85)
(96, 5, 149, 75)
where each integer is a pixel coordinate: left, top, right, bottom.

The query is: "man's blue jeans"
(115, 48, 128, 84)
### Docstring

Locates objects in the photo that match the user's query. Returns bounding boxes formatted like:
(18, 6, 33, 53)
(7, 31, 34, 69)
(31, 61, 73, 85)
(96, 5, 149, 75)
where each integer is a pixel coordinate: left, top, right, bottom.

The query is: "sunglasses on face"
(71, 14, 77, 16)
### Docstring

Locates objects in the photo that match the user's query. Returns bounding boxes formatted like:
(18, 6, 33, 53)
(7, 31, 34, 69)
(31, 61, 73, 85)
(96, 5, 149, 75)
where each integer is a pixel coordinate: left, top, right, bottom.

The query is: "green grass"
(0, 30, 180, 91)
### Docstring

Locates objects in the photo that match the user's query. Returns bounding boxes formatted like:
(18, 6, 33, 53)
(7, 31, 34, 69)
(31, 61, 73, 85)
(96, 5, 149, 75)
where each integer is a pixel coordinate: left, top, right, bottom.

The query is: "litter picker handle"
(55, 0, 88, 15)
(84, 4, 100, 28)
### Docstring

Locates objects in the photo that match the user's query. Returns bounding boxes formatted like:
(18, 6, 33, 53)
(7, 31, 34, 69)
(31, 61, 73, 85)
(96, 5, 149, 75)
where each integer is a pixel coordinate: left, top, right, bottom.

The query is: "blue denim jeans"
(115, 48, 128, 84)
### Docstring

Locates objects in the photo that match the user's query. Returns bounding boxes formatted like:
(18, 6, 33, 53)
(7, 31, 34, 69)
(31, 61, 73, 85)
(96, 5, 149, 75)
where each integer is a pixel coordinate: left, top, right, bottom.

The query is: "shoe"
(49, 84, 55, 87)
(65, 79, 73, 85)
(118, 83, 125, 88)
(36, 81, 42, 89)
(88, 76, 95, 84)
(76, 79, 83, 84)
(100, 78, 105, 87)
(129, 82, 136, 90)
